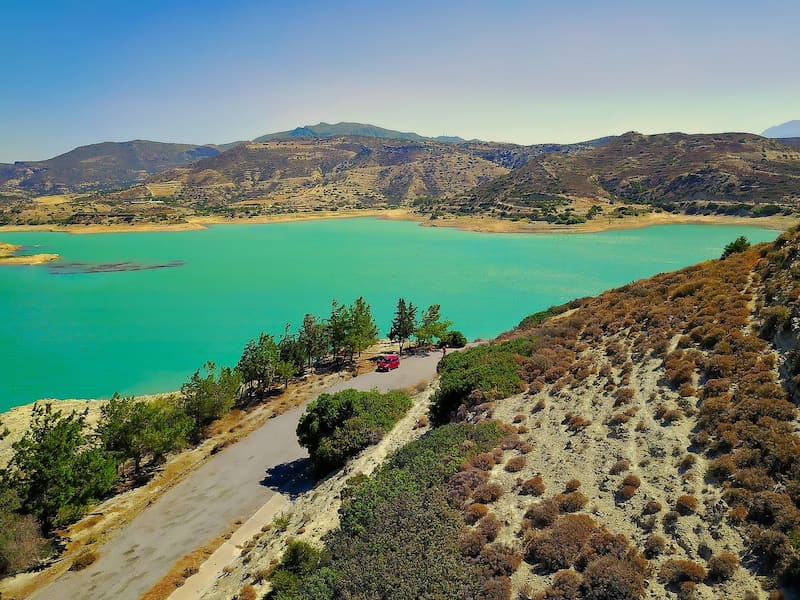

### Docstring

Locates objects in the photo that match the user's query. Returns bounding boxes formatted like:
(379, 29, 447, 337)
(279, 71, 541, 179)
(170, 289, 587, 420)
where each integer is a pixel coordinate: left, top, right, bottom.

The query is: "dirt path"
(30, 350, 442, 600)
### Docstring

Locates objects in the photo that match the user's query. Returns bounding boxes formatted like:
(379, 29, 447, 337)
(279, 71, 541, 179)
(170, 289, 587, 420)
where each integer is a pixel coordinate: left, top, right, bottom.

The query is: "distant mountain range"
(0, 140, 222, 195)
(1, 123, 799, 228)
(254, 122, 470, 144)
(763, 120, 800, 138)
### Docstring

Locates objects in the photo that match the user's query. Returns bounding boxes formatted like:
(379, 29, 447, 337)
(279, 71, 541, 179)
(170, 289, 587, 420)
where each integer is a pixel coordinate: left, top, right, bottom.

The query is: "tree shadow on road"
(260, 458, 314, 499)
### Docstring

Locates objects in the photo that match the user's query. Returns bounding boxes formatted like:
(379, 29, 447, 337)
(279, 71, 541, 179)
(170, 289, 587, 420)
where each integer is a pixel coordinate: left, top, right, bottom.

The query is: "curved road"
(33, 350, 443, 600)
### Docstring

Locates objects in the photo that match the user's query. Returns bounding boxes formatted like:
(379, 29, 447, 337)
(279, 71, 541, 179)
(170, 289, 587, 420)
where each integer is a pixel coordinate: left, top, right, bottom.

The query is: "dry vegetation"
(205, 226, 800, 600)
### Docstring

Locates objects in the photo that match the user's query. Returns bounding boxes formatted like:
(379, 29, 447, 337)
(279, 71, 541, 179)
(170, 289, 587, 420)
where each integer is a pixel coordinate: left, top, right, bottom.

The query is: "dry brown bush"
(478, 543, 523, 577)
(472, 452, 496, 471)
(525, 498, 560, 528)
(521, 476, 546, 496)
(465, 503, 489, 525)
(556, 492, 588, 513)
(610, 459, 631, 475)
(658, 559, 706, 584)
(239, 584, 257, 600)
(505, 456, 525, 473)
(565, 479, 581, 492)
(621, 474, 641, 489)
(70, 550, 98, 571)
(473, 482, 505, 503)
(524, 514, 599, 570)
(644, 534, 667, 558)
(707, 551, 739, 581)
(675, 495, 699, 515)
(643, 499, 662, 514)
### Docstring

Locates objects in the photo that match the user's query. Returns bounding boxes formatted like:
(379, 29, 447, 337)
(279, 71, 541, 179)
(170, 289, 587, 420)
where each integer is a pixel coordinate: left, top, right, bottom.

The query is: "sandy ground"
(26, 350, 442, 600)
(0, 209, 792, 237)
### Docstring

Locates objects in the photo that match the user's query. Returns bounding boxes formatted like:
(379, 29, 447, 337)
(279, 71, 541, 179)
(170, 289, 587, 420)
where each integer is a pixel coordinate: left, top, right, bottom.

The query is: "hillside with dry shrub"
(201, 226, 800, 600)
(438, 132, 800, 223)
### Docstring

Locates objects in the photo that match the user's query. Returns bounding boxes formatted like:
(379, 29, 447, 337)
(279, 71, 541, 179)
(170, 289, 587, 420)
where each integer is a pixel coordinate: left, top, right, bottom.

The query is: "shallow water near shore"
(0, 218, 778, 410)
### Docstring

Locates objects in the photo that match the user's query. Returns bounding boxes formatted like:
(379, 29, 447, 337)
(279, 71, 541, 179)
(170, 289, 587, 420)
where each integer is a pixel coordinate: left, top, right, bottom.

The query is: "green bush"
(431, 342, 530, 424)
(269, 422, 505, 599)
(441, 330, 468, 348)
(721, 235, 750, 258)
(297, 388, 412, 474)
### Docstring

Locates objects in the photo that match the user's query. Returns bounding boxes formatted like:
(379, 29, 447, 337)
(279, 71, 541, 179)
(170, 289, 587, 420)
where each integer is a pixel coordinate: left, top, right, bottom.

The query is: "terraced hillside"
(204, 226, 800, 600)
(439, 132, 800, 223)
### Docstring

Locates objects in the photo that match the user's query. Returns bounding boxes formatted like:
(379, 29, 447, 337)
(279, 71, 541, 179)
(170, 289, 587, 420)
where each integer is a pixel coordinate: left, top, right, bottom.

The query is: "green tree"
(3, 403, 116, 530)
(279, 335, 307, 376)
(344, 297, 379, 361)
(298, 313, 329, 367)
(237, 333, 280, 393)
(414, 304, 452, 348)
(721, 235, 750, 258)
(328, 300, 350, 365)
(180, 362, 241, 435)
(389, 298, 416, 355)
(97, 394, 192, 472)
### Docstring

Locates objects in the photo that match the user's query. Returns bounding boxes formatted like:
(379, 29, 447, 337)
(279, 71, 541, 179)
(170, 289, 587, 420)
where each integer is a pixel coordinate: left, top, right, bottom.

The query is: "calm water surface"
(0, 218, 778, 410)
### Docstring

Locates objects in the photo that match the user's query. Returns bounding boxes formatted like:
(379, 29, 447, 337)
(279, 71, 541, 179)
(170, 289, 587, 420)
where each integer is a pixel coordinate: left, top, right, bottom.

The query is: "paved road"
(33, 351, 442, 600)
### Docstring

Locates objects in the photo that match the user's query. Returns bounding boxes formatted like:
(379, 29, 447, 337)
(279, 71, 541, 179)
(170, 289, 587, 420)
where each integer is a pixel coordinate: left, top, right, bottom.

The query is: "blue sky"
(1, 0, 798, 161)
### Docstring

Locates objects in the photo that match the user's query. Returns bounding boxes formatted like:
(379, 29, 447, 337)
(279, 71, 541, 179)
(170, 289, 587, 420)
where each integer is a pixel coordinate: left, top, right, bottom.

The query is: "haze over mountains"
(762, 119, 800, 138)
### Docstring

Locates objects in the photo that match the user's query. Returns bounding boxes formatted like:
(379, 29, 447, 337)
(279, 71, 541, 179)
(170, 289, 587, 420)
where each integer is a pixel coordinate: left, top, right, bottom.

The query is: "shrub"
(556, 492, 588, 513)
(478, 544, 522, 577)
(505, 457, 525, 473)
(525, 499, 560, 528)
(610, 459, 630, 475)
(70, 550, 98, 571)
(473, 482, 504, 503)
(442, 330, 468, 348)
(472, 453, 496, 471)
(707, 551, 739, 581)
(521, 476, 546, 496)
(621, 475, 641, 489)
(239, 584, 257, 600)
(525, 514, 598, 570)
(297, 388, 412, 474)
(722, 235, 750, 258)
(658, 559, 706, 584)
(580, 554, 648, 600)
(617, 486, 638, 501)
(644, 534, 666, 558)
(675, 495, 699, 515)
(465, 503, 490, 525)
(643, 500, 662, 514)
(565, 479, 581, 492)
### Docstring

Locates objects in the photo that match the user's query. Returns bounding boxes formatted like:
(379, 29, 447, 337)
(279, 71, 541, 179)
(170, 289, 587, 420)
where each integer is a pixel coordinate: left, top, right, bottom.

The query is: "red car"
(377, 354, 400, 371)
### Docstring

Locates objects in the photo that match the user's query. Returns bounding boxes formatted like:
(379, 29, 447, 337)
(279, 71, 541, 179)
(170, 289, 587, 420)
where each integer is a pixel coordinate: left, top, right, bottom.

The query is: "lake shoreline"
(0, 208, 793, 236)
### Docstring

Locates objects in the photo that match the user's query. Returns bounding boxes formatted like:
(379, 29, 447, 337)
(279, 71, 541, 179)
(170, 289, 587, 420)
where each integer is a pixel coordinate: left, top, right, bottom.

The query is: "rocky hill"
(0, 140, 222, 195)
(0, 136, 596, 226)
(200, 226, 800, 600)
(436, 132, 800, 223)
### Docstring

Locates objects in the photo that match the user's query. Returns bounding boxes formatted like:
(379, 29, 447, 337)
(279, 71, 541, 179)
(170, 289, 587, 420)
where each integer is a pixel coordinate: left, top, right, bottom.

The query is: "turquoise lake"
(0, 218, 779, 411)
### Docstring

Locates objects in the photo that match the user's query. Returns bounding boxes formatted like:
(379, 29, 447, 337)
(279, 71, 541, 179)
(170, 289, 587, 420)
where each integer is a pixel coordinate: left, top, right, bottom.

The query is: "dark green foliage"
(269, 422, 505, 599)
(517, 299, 584, 329)
(2, 403, 117, 530)
(278, 336, 307, 378)
(298, 313, 329, 367)
(389, 297, 416, 355)
(328, 297, 379, 363)
(442, 329, 468, 348)
(97, 394, 193, 472)
(722, 235, 750, 258)
(237, 333, 280, 392)
(267, 541, 330, 600)
(297, 389, 412, 474)
(180, 362, 241, 436)
(431, 341, 531, 424)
